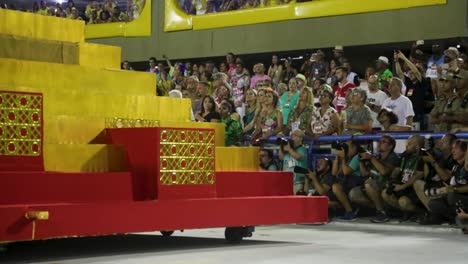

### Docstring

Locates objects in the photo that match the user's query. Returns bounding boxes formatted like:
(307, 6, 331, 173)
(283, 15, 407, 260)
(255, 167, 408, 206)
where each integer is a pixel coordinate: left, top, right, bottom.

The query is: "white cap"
(334, 45, 344, 51)
(446, 47, 460, 56)
(377, 56, 389, 65)
(168, 90, 183, 98)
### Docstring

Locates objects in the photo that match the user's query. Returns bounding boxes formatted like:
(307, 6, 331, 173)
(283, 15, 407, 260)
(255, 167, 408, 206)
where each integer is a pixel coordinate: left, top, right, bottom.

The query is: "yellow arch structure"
(165, 0, 446, 32)
(85, 0, 152, 39)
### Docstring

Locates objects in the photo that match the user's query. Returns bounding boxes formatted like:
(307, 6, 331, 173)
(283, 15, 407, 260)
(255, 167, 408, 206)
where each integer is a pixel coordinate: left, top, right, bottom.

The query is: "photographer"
(306, 158, 334, 197)
(426, 140, 468, 225)
(415, 134, 457, 221)
(349, 135, 401, 223)
(278, 129, 308, 194)
(258, 148, 278, 171)
(382, 135, 425, 222)
(331, 140, 363, 221)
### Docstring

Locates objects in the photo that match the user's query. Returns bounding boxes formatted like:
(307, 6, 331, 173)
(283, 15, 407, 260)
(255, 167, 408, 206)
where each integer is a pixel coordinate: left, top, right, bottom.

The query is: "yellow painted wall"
(0, 9, 84, 42)
(78, 43, 122, 69)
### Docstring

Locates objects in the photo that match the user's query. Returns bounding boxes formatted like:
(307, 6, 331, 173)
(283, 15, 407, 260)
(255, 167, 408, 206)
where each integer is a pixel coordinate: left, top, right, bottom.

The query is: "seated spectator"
(221, 99, 241, 123)
(97, 10, 111, 23)
(278, 129, 308, 194)
(382, 135, 425, 222)
(121, 60, 133, 70)
(381, 77, 414, 127)
(342, 88, 373, 135)
(69, 7, 83, 20)
(219, 101, 242, 146)
(306, 88, 339, 137)
(243, 88, 259, 135)
(308, 50, 328, 84)
(103, 0, 117, 13)
(192, 81, 210, 114)
(306, 158, 334, 197)
(195, 95, 220, 123)
(157, 71, 172, 96)
(312, 78, 326, 105)
(331, 140, 365, 221)
(439, 71, 468, 131)
(362, 75, 388, 130)
(279, 78, 300, 126)
(88, 10, 99, 24)
(37, 0, 48, 15)
(377, 108, 412, 131)
(284, 87, 314, 135)
(110, 6, 128, 22)
(276, 83, 288, 97)
(430, 74, 455, 132)
(214, 81, 232, 105)
(259, 148, 278, 171)
(252, 88, 282, 141)
(349, 135, 401, 223)
(426, 140, 467, 225)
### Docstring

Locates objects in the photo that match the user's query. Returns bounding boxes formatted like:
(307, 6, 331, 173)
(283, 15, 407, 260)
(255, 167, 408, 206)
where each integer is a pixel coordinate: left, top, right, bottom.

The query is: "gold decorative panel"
(0, 92, 42, 156)
(159, 129, 215, 185)
(105, 117, 160, 128)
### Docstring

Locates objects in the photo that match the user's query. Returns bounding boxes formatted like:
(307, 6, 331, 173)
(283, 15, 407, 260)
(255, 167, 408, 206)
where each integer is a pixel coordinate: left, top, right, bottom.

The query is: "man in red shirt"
(333, 66, 356, 113)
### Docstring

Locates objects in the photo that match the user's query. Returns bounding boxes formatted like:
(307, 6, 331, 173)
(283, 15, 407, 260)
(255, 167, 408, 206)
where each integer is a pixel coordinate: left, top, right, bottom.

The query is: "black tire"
(160, 231, 174, 237)
(225, 227, 243, 243)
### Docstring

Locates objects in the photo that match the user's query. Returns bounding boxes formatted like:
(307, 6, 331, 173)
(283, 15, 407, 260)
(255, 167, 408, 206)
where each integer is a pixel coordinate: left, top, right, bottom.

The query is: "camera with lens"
(385, 180, 403, 195)
(331, 141, 347, 151)
(277, 137, 294, 149)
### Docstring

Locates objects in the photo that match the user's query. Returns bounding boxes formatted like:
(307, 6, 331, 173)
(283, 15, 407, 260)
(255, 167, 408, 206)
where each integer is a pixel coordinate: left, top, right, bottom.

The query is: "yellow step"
(0, 58, 155, 97)
(44, 144, 128, 172)
(44, 116, 225, 146)
(215, 147, 259, 171)
(79, 42, 121, 69)
(0, 9, 84, 43)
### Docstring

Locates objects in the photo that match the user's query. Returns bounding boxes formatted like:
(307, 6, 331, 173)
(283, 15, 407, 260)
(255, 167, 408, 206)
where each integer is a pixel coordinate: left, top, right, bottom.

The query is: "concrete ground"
(1, 220, 468, 264)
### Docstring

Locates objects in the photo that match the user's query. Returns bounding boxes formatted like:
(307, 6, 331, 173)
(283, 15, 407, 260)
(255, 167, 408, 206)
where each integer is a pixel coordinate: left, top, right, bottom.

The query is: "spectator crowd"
(127, 42, 468, 232)
(0, 0, 145, 23)
(177, 0, 312, 15)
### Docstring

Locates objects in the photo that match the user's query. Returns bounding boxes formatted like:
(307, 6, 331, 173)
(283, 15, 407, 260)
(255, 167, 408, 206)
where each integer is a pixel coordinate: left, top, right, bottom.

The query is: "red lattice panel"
(0, 91, 43, 171)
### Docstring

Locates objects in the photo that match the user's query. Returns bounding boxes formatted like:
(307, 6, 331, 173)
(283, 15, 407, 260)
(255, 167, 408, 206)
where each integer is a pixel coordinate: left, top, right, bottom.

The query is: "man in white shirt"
(381, 77, 414, 126)
(362, 75, 388, 129)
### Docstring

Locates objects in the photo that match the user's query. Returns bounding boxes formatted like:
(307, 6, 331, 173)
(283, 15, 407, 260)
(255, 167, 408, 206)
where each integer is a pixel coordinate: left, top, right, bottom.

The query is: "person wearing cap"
(250, 63, 271, 89)
(430, 73, 456, 132)
(439, 70, 468, 131)
(332, 66, 355, 114)
(376, 56, 393, 91)
(333, 45, 347, 65)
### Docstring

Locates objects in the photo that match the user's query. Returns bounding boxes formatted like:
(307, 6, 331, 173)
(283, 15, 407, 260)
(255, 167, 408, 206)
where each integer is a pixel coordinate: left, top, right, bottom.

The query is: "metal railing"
(246, 132, 468, 170)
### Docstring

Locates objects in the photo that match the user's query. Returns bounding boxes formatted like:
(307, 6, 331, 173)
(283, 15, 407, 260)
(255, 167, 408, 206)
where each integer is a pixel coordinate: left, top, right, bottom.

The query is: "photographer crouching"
(278, 129, 308, 195)
(382, 135, 425, 222)
(426, 140, 468, 228)
(330, 140, 365, 221)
